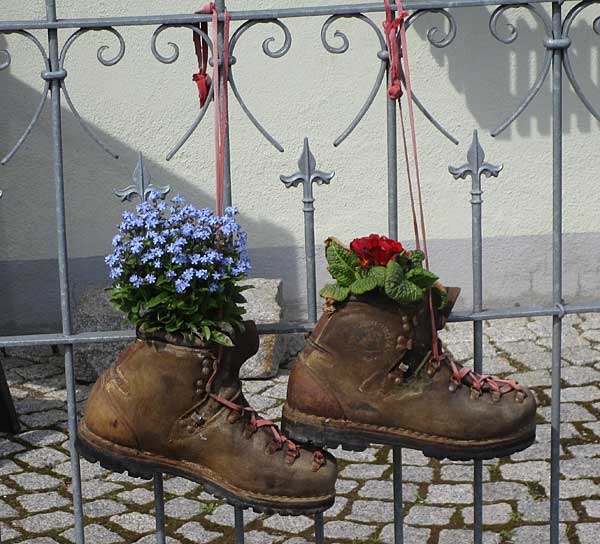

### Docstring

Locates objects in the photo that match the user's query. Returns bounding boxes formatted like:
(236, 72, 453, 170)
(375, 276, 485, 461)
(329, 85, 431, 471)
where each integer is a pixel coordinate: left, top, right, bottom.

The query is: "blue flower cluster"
(105, 193, 251, 295)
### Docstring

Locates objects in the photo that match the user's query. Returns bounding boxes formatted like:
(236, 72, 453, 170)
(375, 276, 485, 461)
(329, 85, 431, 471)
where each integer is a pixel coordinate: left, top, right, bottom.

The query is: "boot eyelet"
(449, 379, 460, 392)
(470, 386, 482, 400)
(201, 367, 211, 376)
(191, 412, 205, 426)
(491, 390, 501, 403)
(515, 391, 526, 403)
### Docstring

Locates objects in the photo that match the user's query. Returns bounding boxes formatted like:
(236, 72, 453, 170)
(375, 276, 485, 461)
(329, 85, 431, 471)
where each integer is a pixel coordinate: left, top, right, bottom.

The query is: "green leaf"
(320, 283, 351, 302)
(211, 330, 234, 347)
(406, 268, 439, 289)
(368, 266, 387, 288)
(350, 275, 378, 295)
(386, 280, 424, 305)
(202, 325, 211, 341)
(409, 250, 426, 269)
(325, 239, 359, 285)
(432, 285, 448, 310)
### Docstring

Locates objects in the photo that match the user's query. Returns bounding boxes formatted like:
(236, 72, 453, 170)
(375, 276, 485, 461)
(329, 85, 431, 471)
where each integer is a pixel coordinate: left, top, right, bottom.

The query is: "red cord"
(193, 3, 230, 216)
(383, 0, 440, 360)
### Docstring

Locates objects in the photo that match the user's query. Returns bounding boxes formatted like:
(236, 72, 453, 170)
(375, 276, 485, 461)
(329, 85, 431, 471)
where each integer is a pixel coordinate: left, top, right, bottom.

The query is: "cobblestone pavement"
(2, 316, 600, 543)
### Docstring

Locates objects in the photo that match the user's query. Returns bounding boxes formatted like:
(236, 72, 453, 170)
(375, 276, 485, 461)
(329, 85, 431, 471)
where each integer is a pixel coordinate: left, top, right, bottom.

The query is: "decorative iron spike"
(449, 130, 503, 183)
(114, 152, 170, 202)
(280, 138, 335, 189)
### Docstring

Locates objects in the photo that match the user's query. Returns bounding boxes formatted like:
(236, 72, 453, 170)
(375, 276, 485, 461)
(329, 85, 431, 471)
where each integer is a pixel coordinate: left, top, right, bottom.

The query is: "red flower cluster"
(350, 234, 404, 267)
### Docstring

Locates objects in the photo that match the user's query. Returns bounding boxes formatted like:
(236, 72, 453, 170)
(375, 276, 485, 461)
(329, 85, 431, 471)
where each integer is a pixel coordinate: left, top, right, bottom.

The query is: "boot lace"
(209, 393, 326, 470)
(441, 354, 526, 402)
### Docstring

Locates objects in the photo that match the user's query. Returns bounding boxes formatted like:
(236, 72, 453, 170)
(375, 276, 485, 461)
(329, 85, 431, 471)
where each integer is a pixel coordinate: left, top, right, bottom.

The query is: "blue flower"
(224, 206, 238, 216)
(129, 274, 143, 288)
(195, 269, 209, 280)
(175, 278, 190, 293)
(172, 195, 186, 205)
(112, 234, 122, 247)
(209, 282, 218, 293)
(110, 266, 124, 279)
(147, 190, 160, 201)
(166, 270, 177, 278)
(145, 273, 156, 284)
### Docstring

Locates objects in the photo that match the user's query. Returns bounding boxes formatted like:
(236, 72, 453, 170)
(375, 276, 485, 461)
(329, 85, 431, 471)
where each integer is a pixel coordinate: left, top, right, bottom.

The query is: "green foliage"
(320, 237, 447, 309)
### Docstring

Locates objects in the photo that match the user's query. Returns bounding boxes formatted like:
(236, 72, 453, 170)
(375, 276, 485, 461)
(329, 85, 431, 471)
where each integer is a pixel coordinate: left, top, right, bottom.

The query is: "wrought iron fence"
(1, 0, 599, 543)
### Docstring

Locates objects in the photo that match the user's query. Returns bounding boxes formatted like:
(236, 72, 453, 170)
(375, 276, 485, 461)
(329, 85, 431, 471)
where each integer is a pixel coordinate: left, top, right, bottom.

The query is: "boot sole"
(77, 422, 335, 515)
(282, 404, 535, 461)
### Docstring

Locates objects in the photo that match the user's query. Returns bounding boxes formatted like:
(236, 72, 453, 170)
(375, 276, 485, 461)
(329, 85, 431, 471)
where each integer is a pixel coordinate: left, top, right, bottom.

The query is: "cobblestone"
(2, 316, 600, 542)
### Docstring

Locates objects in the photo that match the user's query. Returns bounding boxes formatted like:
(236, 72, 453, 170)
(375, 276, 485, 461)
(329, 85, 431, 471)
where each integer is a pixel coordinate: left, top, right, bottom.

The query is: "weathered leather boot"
(282, 292, 536, 461)
(78, 322, 336, 514)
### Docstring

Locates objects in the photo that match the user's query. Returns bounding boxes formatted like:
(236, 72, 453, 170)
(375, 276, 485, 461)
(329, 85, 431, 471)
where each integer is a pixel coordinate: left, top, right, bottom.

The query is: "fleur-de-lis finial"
(114, 152, 170, 202)
(280, 138, 335, 189)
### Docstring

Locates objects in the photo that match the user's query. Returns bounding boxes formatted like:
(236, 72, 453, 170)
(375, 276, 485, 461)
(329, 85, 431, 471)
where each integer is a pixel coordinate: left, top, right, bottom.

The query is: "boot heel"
(77, 431, 155, 481)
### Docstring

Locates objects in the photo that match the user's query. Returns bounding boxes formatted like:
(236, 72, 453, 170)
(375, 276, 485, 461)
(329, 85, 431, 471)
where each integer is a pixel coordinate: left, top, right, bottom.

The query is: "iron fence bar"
(153, 474, 166, 544)
(387, 80, 399, 241)
(315, 512, 325, 542)
(0, 0, 557, 32)
(45, 0, 85, 542)
(392, 448, 404, 544)
(550, 2, 564, 542)
(234, 505, 245, 544)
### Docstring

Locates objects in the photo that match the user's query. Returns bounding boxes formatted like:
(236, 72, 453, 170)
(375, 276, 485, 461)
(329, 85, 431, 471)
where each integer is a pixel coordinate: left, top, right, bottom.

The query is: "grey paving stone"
(569, 443, 600, 457)
(507, 370, 552, 387)
(61, 523, 124, 543)
(19, 409, 67, 428)
(462, 502, 512, 525)
(325, 496, 348, 518)
(583, 499, 600, 518)
(263, 514, 314, 532)
(0, 483, 16, 496)
(347, 499, 394, 523)
(379, 524, 430, 544)
(14, 397, 64, 415)
(10, 472, 62, 491)
(18, 429, 68, 448)
(15, 446, 69, 468)
(14, 511, 74, 533)
(357, 480, 417, 501)
(133, 537, 180, 544)
(175, 521, 221, 543)
(518, 499, 578, 522)
(17, 491, 70, 513)
(163, 477, 200, 496)
(335, 478, 360, 495)
(324, 520, 375, 539)
(584, 421, 600, 437)
(244, 394, 278, 412)
(164, 497, 202, 520)
(114, 488, 154, 505)
(0, 524, 21, 540)
(391, 448, 430, 466)
(330, 446, 379, 463)
(0, 438, 25, 457)
(561, 457, 600, 479)
(541, 478, 600, 499)
(500, 460, 550, 482)
(497, 340, 550, 370)
(0, 499, 17, 519)
(0, 459, 22, 476)
(206, 504, 260, 527)
(512, 523, 567, 543)
(510, 440, 553, 462)
(13, 538, 59, 544)
(579, 523, 600, 544)
(281, 539, 310, 544)
(562, 346, 600, 365)
(340, 463, 387, 479)
(562, 366, 600, 385)
(426, 484, 474, 504)
(402, 465, 434, 482)
(84, 499, 127, 519)
(539, 402, 595, 422)
(482, 482, 530, 501)
(561, 386, 600, 402)
(437, 529, 501, 544)
(537, 422, 580, 440)
(405, 505, 455, 525)
(81, 480, 123, 500)
(53, 459, 108, 480)
(244, 531, 282, 544)
(110, 512, 157, 534)
(106, 472, 148, 485)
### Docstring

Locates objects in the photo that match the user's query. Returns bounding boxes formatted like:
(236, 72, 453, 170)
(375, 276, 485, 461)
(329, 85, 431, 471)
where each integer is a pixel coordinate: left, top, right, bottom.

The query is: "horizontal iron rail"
(0, 301, 598, 348)
(0, 0, 556, 32)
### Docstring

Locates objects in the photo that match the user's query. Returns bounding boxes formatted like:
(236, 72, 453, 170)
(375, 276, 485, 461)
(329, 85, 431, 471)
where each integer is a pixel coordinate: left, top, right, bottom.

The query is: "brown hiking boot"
(282, 292, 536, 461)
(78, 321, 336, 514)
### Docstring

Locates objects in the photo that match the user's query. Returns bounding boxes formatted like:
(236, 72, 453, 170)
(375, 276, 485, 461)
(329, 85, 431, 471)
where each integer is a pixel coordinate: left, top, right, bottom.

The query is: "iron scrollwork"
(228, 19, 293, 152)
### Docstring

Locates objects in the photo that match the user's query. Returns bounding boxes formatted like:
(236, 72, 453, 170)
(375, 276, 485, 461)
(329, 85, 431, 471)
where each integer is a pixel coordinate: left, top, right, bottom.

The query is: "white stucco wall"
(1, 1, 600, 330)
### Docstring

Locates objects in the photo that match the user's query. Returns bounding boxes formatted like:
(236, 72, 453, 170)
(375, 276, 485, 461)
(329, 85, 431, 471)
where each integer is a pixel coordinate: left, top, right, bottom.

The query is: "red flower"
(350, 234, 404, 267)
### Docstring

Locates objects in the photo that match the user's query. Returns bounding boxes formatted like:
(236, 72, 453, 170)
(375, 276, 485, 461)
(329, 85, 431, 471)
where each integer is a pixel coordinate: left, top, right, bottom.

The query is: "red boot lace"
(443, 355, 525, 401)
(209, 393, 326, 470)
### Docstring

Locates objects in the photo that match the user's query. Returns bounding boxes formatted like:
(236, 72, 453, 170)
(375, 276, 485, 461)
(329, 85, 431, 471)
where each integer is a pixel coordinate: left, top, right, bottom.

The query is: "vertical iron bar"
(153, 474, 166, 544)
(550, 4, 563, 543)
(216, 0, 232, 208)
(393, 447, 404, 544)
(234, 506, 245, 544)
(472, 158, 484, 544)
(315, 512, 325, 544)
(302, 140, 318, 323)
(387, 74, 398, 240)
(45, 1, 85, 542)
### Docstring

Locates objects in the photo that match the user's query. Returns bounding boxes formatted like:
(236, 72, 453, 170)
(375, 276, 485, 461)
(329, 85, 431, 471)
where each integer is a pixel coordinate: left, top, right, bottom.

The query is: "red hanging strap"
(383, 0, 440, 360)
(193, 3, 230, 216)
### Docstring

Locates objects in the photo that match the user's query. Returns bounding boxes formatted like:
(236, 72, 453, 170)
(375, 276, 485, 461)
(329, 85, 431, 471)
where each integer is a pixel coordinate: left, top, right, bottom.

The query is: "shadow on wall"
(413, 6, 600, 138)
(0, 34, 300, 335)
